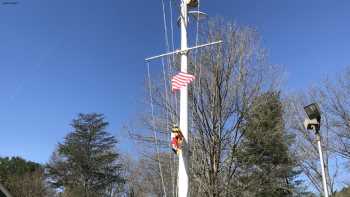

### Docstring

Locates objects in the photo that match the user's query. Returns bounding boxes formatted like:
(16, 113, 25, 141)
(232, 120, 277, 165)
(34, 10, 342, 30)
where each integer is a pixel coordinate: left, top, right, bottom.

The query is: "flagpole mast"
(145, 1, 223, 195)
(179, 0, 189, 196)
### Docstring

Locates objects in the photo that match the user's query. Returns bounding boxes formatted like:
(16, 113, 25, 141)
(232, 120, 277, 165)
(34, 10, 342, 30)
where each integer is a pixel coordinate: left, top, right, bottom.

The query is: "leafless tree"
(320, 68, 350, 161)
(5, 169, 52, 197)
(124, 153, 176, 197)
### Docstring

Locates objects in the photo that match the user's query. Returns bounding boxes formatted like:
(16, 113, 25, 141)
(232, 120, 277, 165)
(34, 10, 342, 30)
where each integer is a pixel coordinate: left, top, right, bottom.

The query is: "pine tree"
(239, 92, 300, 197)
(47, 113, 124, 197)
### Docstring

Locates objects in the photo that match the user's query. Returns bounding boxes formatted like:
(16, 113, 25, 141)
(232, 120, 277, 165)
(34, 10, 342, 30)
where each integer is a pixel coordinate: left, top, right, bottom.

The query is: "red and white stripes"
(171, 72, 195, 91)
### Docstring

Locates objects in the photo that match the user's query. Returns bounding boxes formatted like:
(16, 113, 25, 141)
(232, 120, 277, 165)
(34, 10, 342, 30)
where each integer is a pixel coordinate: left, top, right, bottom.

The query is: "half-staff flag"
(171, 72, 195, 92)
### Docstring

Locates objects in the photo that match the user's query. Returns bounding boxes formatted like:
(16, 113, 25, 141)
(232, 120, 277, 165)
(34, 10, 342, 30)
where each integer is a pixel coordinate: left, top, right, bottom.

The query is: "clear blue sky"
(1, 0, 350, 168)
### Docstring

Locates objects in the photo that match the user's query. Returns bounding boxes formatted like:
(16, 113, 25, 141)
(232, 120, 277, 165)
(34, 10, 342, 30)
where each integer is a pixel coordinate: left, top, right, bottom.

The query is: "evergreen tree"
(47, 113, 124, 197)
(239, 92, 301, 197)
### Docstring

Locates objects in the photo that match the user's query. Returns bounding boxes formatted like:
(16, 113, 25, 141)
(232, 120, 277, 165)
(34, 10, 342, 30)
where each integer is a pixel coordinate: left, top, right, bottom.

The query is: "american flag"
(171, 72, 195, 91)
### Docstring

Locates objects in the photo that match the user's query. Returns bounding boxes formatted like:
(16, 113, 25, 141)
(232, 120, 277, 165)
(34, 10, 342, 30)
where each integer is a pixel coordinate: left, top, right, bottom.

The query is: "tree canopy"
(238, 91, 301, 196)
(0, 156, 49, 197)
(47, 113, 125, 197)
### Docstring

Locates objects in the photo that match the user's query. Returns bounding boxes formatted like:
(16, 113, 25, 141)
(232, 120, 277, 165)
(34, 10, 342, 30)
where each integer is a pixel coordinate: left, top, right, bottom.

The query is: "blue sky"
(0, 0, 350, 172)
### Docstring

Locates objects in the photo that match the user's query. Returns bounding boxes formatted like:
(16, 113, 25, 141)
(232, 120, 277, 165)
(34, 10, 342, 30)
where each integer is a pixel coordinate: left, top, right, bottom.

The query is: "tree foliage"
(238, 92, 300, 196)
(47, 113, 125, 197)
(0, 156, 50, 197)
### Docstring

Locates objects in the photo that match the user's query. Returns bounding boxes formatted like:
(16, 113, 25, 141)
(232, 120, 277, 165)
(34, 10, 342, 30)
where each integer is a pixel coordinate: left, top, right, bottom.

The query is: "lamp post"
(303, 103, 329, 197)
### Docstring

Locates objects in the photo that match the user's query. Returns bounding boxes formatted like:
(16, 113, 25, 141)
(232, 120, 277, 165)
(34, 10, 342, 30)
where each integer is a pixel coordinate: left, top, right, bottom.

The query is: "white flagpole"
(144, 2, 223, 195)
(179, 0, 189, 196)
